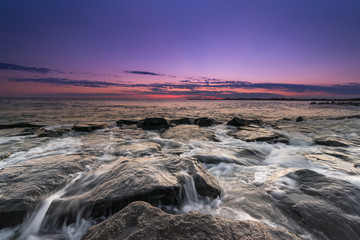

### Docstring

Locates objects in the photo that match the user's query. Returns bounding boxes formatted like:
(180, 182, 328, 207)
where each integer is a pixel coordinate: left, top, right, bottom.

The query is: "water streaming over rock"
(1, 99, 360, 239)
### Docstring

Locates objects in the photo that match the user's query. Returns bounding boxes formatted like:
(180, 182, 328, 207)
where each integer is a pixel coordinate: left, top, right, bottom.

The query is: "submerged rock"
(227, 117, 262, 127)
(161, 125, 218, 142)
(169, 118, 194, 126)
(56, 156, 221, 220)
(0, 154, 93, 228)
(314, 137, 349, 147)
(35, 127, 70, 137)
(137, 118, 169, 130)
(82, 201, 300, 240)
(0, 122, 43, 130)
(268, 169, 360, 240)
(229, 126, 288, 144)
(194, 117, 214, 127)
(0, 151, 10, 160)
(72, 122, 108, 132)
(116, 119, 138, 126)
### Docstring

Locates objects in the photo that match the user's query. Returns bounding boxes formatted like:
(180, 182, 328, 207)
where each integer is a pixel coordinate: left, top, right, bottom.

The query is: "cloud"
(0, 63, 54, 73)
(124, 70, 163, 76)
(9, 78, 122, 88)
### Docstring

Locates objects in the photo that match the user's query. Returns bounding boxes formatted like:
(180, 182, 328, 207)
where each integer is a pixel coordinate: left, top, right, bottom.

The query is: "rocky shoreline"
(1, 115, 360, 239)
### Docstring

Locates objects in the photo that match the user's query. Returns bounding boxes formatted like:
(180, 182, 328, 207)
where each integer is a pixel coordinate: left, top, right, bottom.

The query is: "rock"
(35, 127, 70, 137)
(0, 123, 43, 130)
(227, 117, 262, 127)
(81, 201, 300, 240)
(161, 125, 218, 142)
(314, 137, 349, 147)
(0, 151, 10, 160)
(116, 120, 138, 126)
(295, 116, 304, 122)
(267, 169, 360, 239)
(137, 118, 169, 130)
(169, 118, 194, 126)
(72, 122, 108, 132)
(0, 154, 93, 228)
(114, 142, 163, 157)
(56, 156, 221, 220)
(194, 117, 214, 127)
(354, 163, 360, 168)
(229, 126, 288, 143)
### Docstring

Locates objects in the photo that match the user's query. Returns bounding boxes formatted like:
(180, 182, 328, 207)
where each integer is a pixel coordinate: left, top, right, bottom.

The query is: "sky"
(0, 0, 359, 99)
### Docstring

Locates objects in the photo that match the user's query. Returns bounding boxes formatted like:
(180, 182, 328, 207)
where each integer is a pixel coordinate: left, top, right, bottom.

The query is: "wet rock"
(314, 137, 349, 147)
(194, 117, 214, 127)
(227, 117, 262, 127)
(58, 157, 221, 220)
(0, 154, 93, 228)
(268, 169, 360, 240)
(114, 142, 162, 157)
(0, 123, 43, 130)
(72, 122, 108, 132)
(35, 127, 70, 137)
(161, 125, 218, 142)
(229, 126, 288, 144)
(295, 116, 304, 122)
(354, 163, 360, 168)
(116, 120, 138, 126)
(0, 151, 10, 160)
(137, 118, 169, 130)
(82, 201, 300, 240)
(169, 118, 194, 126)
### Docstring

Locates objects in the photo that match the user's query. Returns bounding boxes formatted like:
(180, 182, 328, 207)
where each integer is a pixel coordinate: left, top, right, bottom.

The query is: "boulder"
(229, 126, 288, 144)
(169, 118, 194, 126)
(116, 120, 138, 126)
(194, 117, 214, 127)
(72, 122, 108, 132)
(137, 118, 169, 130)
(81, 201, 300, 240)
(267, 169, 360, 239)
(227, 117, 262, 127)
(161, 125, 218, 142)
(55, 156, 221, 220)
(114, 142, 163, 157)
(0, 154, 93, 228)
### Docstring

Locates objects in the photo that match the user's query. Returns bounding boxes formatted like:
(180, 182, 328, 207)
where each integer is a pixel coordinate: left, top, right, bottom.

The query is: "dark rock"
(227, 117, 262, 127)
(116, 120, 138, 126)
(310, 102, 317, 105)
(295, 116, 304, 122)
(137, 118, 169, 130)
(0, 123, 43, 130)
(0, 154, 93, 228)
(55, 156, 221, 220)
(169, 118, 194, 126)
(354, 163, 360, 168)
(35, 128, 70, 137)
(194, 117, 214, 127)
(72, 122, 108, 132)
(314, 137, 349, 147)
(161, 125, 218, 142)
(268, 169, 360, 240)
(81, 201, 300, 240)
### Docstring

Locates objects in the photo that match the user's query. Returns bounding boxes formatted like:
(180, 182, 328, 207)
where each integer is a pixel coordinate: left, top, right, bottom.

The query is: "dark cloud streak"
(0, 63, 53, 73)
(124, 70, 162, 76)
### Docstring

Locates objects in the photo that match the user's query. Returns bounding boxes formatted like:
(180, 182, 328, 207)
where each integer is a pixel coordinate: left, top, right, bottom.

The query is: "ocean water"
(0, 98, 359, 239)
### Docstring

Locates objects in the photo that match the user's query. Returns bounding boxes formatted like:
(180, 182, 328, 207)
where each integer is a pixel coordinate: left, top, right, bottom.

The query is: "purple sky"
(0, 0, 359, 98)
